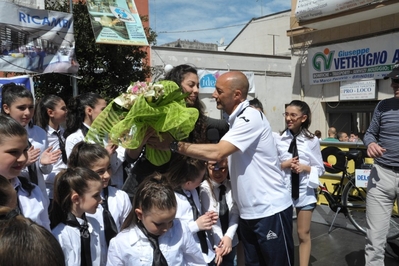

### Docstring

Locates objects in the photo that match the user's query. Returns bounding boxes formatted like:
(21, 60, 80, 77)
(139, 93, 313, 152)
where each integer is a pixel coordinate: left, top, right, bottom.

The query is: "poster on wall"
(308, 32, 399, 85)
(295, 0, 376, 21)
(198, 70, 255, 93)
(87, 0, 149, 46)
(0, 75, 34, 104)
(0, 2, 78, 74)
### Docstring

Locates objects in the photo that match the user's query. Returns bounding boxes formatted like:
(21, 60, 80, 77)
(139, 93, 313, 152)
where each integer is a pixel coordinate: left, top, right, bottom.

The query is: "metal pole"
(70, 0, 78, 96)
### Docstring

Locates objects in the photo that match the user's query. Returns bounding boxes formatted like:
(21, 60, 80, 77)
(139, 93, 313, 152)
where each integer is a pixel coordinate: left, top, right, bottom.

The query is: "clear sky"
(149, 0, 291, 46)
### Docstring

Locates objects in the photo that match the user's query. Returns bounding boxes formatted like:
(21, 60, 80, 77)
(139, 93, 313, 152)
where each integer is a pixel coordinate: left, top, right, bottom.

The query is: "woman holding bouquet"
(124, 64, 228, 199)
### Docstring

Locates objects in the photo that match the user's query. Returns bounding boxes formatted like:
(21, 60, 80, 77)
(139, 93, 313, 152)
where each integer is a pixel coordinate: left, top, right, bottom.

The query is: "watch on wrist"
(170, 140, 179, 153)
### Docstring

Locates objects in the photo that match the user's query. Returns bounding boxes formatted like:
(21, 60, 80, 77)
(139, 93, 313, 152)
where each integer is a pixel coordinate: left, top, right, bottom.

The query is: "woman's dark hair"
(166, 155, 206, 190)
(50, 167, 101, 229)
(1, 83, 35, 128)
(68, 141, 109, 169)
(282, 100, 314, 139)
(121, 173, 176, 230)
(0, 114, 33, 194)
(1, 83, 34, 114)
(34, 95, 64, 130)
(64, 92, 103, 139)
(164, 64, 207, 143)
(0, 207, 65, 266)
(249, 98, 264, 112)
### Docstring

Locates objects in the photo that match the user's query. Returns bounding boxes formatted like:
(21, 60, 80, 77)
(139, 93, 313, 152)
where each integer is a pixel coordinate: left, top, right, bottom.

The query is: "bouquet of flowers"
(85, 80, 199, 166)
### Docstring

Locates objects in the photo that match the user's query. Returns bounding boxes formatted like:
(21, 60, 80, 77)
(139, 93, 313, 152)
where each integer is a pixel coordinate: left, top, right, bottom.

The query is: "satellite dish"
(219, 37, 225, 46)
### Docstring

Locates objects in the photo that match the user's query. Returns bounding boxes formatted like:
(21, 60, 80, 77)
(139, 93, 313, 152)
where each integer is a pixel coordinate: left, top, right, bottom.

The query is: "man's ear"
(135, 208, 143, 221)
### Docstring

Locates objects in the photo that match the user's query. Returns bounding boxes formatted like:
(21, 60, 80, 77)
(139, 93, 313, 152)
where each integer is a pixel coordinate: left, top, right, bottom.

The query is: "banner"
(5, 0, 45, 9)
(295, 0, 375, 21)
(87, 0, 149, 46)
(0, 2, 78, 74)
(308, 32, 399, 85)
(0, 75, 34, 104)
(198, 70, 255, 93)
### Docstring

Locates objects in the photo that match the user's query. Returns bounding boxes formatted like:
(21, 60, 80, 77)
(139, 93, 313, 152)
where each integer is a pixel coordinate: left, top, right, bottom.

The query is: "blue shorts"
(296, 203, 316, 211)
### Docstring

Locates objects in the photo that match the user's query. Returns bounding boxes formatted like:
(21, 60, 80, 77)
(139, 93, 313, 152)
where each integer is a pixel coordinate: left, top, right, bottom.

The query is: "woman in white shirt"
(274, 100, 324, 266)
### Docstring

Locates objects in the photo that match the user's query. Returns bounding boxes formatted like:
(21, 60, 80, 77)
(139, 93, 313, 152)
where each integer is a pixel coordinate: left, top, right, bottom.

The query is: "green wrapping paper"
(85, 80, 199, 166)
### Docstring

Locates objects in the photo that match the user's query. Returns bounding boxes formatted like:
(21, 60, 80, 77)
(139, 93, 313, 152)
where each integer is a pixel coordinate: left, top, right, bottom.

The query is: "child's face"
(48, 100, 67, 125)
(90, 157, 111, 188)
(136, 207, 176, 236)
(86, 99, 107, 125)
(182, 169, 205, 191)
(0, 135, 28, 179)
(208, 160, 228, 184)
(3, 97, 34, 127)
(76, 180, 103, 215)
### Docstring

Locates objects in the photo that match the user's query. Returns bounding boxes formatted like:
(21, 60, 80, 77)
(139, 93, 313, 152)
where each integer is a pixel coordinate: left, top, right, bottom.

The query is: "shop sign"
(198, 70, 255, 93)
(339, 79, 376, 101)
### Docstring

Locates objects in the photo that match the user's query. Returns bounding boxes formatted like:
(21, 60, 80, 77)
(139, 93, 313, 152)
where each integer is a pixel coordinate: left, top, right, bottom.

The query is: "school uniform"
(87, 186, 132, 263)
(106, 219, 206, 266)
(65, 125, 125, 189)
(175, 189, 215, 263)
(11, 177, 50, 231)
(52, 215, 104, 266)
(19, 125, 52, 204)
(44, 125, 67, 200)
(274, 130, 324, 207)
(200, 179, 239, 249)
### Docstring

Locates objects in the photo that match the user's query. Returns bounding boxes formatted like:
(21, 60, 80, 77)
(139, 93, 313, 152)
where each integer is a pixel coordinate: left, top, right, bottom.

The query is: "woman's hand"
(146, 132, 174, 151)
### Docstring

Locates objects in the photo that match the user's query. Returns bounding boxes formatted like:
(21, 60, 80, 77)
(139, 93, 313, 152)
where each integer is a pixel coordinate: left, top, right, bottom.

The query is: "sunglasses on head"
(392, 79, 399, 84)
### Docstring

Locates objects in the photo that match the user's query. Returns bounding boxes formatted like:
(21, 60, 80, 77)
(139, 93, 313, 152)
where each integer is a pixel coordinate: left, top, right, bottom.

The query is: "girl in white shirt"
(274, 100, 324, 266)
(34, 95, 68, 204)
(107, 173, 206, 266)
(1, 83, 61, 202)
(166, 156, 221, 265)
(51, 167, 104, 266)
(68, 141, 132, 262)
(200, 158, 239, 266)
(64, 92, 125, 188)
(0, 114, 50, 230)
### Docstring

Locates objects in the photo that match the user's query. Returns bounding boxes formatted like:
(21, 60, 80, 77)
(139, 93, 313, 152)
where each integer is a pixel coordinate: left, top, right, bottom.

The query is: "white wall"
(226, 10, 291, 57)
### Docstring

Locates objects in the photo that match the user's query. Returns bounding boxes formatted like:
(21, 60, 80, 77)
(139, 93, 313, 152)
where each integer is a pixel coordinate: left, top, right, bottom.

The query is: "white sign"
(339, 79, 376, 101)
(308, 32, 399, 85)
(355, 169, 370, 188)
(295, 0, 375, 21)
(0, 2, 77, 74)
(198, 70, 255, 94)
